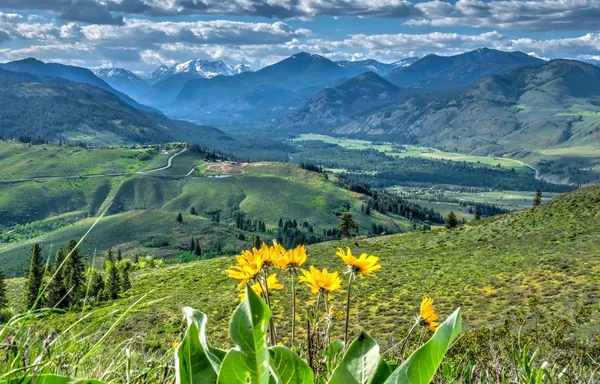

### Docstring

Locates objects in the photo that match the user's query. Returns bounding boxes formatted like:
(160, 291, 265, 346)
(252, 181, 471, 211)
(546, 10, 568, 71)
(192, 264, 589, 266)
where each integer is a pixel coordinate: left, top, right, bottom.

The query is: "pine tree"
(176, 212, 183, 223)
(339, 213, 359, 238)
(445, 212, 459, 229)
(474, 210, 481, 221)
(190, 206, 197, 215)
(105, 249, 121, 300)
(90, 269, 105, 302)
(251, 234, 261, 249)
(533, 188, 542, 208)
(117, 249, 123, 262)
(0, 268, 7, 309)
(121, 263, 132, 293)
(64, 240, 85, 307)
(26, 243, 44, 309)
(194, 239, 202, 256)
(46, 248, 68, 308)
(189, 237, 195, 252)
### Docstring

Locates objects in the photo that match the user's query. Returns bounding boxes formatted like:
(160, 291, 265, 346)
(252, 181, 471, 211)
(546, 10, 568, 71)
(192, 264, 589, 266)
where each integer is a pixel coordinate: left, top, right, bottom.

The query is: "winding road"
(0, 148, 194, 184)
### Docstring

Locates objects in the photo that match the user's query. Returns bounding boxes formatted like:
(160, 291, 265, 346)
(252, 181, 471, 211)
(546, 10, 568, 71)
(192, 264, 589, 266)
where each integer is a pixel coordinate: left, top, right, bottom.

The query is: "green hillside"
(6, 185, 598, 354)
(0, 144, 418, 277)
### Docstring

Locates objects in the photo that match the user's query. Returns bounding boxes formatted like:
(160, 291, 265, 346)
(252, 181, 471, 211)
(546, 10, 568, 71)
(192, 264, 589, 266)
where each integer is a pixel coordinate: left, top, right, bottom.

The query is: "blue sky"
(0, 0, 599, 73)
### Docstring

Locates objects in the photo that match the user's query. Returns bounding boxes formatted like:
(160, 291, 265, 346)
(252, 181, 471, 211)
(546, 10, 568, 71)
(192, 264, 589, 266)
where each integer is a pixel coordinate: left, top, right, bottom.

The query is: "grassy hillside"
(6, 185, 598, 353)
(0, 145, 416, 276)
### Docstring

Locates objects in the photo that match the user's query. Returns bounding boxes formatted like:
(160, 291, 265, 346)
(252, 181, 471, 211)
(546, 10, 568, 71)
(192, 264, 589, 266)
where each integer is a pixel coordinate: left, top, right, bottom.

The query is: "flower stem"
(344, 273, 354, 347)
(260, 276, 277, 345)
(323, 293, 330, 346)
(291, 270, 296, 347)
(398, 321, 419, 359)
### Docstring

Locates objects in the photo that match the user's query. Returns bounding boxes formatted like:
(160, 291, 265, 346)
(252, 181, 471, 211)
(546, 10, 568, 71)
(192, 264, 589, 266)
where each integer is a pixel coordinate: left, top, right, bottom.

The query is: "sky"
(0, 0, 599, 74)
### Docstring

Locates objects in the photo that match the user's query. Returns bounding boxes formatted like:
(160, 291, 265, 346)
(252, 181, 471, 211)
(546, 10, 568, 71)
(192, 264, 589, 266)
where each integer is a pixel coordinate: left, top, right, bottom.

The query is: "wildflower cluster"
(226, 242, 441, 360)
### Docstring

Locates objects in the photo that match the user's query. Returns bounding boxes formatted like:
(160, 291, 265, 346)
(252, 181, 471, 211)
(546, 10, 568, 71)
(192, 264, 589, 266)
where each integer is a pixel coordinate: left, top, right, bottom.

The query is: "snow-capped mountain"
(94, 67, 150, 102)
(335, 57, 420, 76)
(391, 57, 420, 69)
(149, 59, 253, 84)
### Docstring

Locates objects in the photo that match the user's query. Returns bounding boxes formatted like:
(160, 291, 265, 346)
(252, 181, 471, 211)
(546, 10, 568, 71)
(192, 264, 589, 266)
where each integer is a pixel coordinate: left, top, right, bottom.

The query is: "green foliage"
(64, 240, 85, 307)
(328, 332, 382, 384)
(444, 211, 458, 229)
(0, 375, 106, 384)
(105, 249, 121, 300)
(0, 268, 6, 309)
(171, 287, 459, 384)
(45, 248, 68, 308)
(26, 243, 44, 309)
(339, 213, 359, 238)
(385, 309, 461, 383)
(217, 287, 271, 383)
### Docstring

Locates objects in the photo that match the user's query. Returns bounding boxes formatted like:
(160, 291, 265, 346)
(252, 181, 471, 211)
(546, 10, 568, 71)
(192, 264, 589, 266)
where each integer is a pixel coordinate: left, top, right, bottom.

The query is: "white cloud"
(409, 0, 600, 31)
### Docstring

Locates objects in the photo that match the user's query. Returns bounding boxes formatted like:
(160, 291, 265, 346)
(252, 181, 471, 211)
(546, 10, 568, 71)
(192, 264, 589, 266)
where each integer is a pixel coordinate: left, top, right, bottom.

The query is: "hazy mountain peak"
(149, 59, 254, 84)
(289, 52, 328, 61)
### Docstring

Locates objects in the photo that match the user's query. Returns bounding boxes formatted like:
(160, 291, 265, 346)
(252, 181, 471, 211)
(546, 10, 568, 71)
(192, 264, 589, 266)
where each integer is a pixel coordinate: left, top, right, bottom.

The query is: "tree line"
(23, 241, 132, 311)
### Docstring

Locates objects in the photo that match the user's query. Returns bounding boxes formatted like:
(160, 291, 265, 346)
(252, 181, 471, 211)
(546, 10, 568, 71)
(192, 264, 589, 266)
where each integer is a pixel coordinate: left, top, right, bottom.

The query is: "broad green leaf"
(372, 360, 393, 384)
(217, 286, 272, 384)
(0, 375, 105, 384)
(175, 307, 224, 384)
(325, 340, 345, 376)
(384, 308, 462, 384)
(193, 308, 227, 373)
(269, 346, 315, 384)
(328, 332, 381, 384)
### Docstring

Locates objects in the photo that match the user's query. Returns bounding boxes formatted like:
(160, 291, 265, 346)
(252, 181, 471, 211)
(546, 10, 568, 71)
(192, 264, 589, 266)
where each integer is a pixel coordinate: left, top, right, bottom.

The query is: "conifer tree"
(26, 243, 44, 309)
(445, 212, 459, 229)
(189, 237, 195, 252)
(121, 263, 132, 293)
(474, 210, 481, 221)
(0, 268, 7, 309)
(176, 212, 183, 223)
(64, 240, 85, 307)
(339, 213, 359, 238)
(105, 249, 121, 300)
(46, 248, 67, 308)
(252, 234, 261, 249)
(117, 249, 123, 262)
(533, 188, 542, 208)
(89, 269, 105, 302)
(194, 240, 202, 256)
(190, 206, 197, 215)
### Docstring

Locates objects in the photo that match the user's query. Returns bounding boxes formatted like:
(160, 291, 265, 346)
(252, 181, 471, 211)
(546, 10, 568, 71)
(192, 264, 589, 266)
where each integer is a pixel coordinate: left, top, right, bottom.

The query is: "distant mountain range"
(4, 49, 600, 163)
(290, 59, 600, 159)
(385, 48, 544, 89)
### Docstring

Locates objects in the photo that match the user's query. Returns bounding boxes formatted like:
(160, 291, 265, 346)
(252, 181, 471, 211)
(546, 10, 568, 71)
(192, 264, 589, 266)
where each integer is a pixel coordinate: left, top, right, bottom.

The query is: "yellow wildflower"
(239, 273, 284, 301)
(277, 244, 308, 270)
(261, 242, 285, 267)
(299, 266, 342, 294)
(337, 247, 381, 277)
(419, 296, 439, 332)
(173, 341, 179, 349)
(226, 248, 263, 290)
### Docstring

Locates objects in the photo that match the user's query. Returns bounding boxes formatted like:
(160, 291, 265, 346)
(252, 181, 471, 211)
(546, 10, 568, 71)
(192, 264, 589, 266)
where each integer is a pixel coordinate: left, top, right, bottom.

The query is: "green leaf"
(372, 360, 393, 384)
(328, 332, 381, 384)
(269, 346, 315, 384)
(0, 375, 105, 384)
(217, 286, 272, 384)
(325, 340, 345, 376)
(384, 308, 462, 384)
(175, 307, 225, 384)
